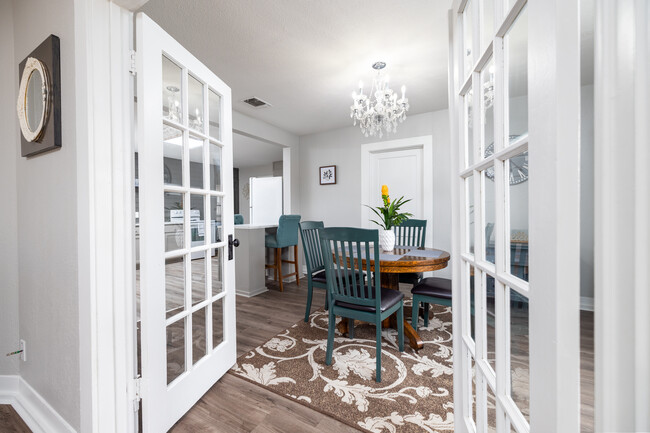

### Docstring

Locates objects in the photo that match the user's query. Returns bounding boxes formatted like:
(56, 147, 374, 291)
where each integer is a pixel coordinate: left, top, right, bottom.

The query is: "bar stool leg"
(294, 245, 300, 287)
(277, 247, 284, 292)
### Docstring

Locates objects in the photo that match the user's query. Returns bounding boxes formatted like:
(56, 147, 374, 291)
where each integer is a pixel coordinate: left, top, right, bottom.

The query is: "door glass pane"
(482, 58, 495, 160)
(188, 74, 204, 133)
(192, 307, 207, 365)
(167, 317, 185, 384)
(190, 194, 205, 245)
(164, 192, 184, 252)
(165, 256, 185, 319)
(481, 0, 494, 51)
(463, 0, 474, 77)
(506, 6, 528, 142)
(484, 168, 495, 263)
(510, 288, 530, 423)
(208, 88, 221, 140)
(211, 248, 224, 296)
(163, 126, 183, 187)
(191, 250, 207, 306)
(467, 174, 475, 254)
(469, 264, 476, 340)
(470, 356, 477, 424)
(162, 55, 182, 122)
(465, 90, 474, 167)
(486, 274, 496, 369)
(210, 196, 223, 242)
(209, 143, 222, 191)
(487, 383, 497, 433)
(189, 136, 204, 189)
(508, 150, 529, 280)
(212, 298, 224, 349)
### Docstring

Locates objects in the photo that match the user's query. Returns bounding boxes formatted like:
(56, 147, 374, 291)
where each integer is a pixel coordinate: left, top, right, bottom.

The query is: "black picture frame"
(319, 165, 336, 185)
(18, 35, 61, 157)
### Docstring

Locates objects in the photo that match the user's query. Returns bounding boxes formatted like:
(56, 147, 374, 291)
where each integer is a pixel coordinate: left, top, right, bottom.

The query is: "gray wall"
(298, 110, 452, 278)
(580, 85, 595, 300)
(0, 0, 20, 377)
(11, 0, 80, 429)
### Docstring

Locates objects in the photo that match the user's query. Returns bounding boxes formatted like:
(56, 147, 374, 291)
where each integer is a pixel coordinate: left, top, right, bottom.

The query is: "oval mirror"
(26, 70, 44, 133)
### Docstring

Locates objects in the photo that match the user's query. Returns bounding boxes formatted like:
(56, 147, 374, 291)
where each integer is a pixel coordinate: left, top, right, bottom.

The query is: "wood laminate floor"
(0, 405, 31, 433)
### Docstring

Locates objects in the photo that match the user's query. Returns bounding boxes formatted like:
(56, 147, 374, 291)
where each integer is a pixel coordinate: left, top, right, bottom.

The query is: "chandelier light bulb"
(401, 85, 406, 98)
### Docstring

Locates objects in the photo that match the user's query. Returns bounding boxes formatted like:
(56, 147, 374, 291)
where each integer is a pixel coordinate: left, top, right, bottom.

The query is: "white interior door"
(370, 148, 423, 222)
(449, 0, 581, 432)
(136, 12, 236, 432)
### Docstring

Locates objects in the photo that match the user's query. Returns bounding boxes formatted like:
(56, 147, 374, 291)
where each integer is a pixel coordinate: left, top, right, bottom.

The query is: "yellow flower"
(386, 197, 390, 204)
(381, 185, 389, 196)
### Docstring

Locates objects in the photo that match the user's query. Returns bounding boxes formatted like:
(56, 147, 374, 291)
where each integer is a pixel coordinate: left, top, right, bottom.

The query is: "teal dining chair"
(319, 227, 404, 383)
(234, 213, 244, 225)
(299, 221, 327, 321)
(265, 215, 301, 292)
(393, 218, 427, 286)
(410, 277, 452, 329)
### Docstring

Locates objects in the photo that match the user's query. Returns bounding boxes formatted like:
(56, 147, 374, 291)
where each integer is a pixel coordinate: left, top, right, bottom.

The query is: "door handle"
(228, 234, 240, 260)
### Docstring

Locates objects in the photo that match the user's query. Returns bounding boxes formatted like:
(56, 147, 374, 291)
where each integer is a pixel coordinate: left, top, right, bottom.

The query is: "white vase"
(379, 229, 396, 252)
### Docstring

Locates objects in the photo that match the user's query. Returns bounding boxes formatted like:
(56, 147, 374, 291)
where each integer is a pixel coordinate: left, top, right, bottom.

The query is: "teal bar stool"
(234, 214, 244, 225)
(265, 215, 301, 292)
(320, 227, 404, 383)
(393, 219, 427, 286)
(411, 277, 452, 329)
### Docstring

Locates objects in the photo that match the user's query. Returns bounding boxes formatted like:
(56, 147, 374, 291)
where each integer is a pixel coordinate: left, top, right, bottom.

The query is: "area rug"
(228, 302, 454, 433)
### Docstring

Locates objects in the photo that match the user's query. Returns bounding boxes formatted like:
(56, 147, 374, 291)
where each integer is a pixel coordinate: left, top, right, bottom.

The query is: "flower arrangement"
(366, 185, 413, 230)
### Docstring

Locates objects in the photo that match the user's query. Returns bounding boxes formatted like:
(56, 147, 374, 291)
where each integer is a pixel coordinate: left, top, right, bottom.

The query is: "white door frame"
(360, 135, 433, 244)
(594, 0, 650, 430)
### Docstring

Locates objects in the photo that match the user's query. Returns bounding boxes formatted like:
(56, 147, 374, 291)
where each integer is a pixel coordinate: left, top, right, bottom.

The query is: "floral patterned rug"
(229, 303, 454, 433)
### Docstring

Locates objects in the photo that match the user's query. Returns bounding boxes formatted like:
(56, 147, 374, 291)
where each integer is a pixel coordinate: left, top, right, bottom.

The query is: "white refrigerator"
(249, 176, 283, 226)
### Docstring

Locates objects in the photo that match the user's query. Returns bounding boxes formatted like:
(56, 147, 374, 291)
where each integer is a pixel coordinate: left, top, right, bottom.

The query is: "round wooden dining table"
(337, 246, 450, 350)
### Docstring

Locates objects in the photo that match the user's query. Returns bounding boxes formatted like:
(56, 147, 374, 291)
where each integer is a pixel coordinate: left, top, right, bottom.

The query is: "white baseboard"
(580, 296, 594, 312)
(236, 286, 269, 298)
(0, 375, 76, 433)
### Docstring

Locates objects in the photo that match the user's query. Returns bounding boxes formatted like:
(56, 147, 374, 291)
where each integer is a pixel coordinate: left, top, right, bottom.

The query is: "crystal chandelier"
(350, 62, 409, 138)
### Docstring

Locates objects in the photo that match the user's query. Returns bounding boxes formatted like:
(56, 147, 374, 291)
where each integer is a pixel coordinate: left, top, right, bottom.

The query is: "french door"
(136, 13, 236, 432)
(450, 0, 582, 432)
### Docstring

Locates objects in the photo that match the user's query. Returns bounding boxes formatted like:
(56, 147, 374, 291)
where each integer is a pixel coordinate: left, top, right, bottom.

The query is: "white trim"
(594, 0, 650, 430)
(580, 297, 594, 312)
(360, 135, 434, 245)
(0, 376, 75, 433)
(235, 286, 269, 298)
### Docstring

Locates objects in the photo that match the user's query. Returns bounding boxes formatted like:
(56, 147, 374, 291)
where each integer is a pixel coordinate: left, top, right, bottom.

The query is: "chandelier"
(350, 62, 409, 138)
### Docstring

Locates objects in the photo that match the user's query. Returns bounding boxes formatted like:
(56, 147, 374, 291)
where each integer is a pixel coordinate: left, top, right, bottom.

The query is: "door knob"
(228, 234, 240, 260)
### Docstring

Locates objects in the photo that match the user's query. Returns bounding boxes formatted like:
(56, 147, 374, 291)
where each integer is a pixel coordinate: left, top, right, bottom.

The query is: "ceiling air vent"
(242, 97, 272, 108)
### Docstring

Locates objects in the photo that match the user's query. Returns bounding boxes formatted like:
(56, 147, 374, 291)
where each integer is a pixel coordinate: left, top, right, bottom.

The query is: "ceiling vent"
(242, 97, 272, 108)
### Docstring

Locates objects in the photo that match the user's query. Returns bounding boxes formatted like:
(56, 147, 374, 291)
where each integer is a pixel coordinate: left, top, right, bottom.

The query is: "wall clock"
(484, 137, 528, 185)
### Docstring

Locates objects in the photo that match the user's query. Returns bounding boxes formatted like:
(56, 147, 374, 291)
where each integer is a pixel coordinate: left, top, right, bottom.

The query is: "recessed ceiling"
(139, 0, 453, 136)
(233, 133, 283, 168)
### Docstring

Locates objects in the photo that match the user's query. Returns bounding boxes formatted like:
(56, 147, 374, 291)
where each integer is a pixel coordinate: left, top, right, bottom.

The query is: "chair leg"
(326, 310, 336, 366)
(348, 318, 354, 339)
(424, 302, 430, 327)
(277, 248, 283, 292)
(294, 245, 300, 287)
(397, 304, 404, 352)
(375, 319, 382, 383)
(411, 296, 420, 329)
(304, 280, 313, 322)
(272, 249, 278, 281)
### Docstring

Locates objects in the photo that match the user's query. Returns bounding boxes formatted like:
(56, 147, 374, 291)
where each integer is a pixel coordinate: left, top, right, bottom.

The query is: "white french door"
(450, 0, 582, 432)
(136, 13, 236, 432)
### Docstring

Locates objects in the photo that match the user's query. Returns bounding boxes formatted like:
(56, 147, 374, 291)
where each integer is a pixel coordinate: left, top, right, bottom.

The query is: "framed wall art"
(319, 165, 336, 185)
(17, 34, 61, 157)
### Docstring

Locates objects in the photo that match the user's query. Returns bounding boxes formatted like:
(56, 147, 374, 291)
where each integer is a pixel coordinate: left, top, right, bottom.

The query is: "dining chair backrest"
(319, 227, 381, 311)
(275, 214, 301, 248)
(299, 221, 325, 275)
(393, 218, 427, 248)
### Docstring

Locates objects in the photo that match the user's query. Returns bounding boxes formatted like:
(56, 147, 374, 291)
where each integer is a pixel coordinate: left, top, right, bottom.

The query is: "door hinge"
(132, 376, 142, 412)
(129, 50, 137, 75)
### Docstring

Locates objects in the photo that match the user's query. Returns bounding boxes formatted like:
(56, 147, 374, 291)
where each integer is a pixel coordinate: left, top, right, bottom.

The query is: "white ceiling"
(139, 0, 453, 136)
(233, 133, 283, 168)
